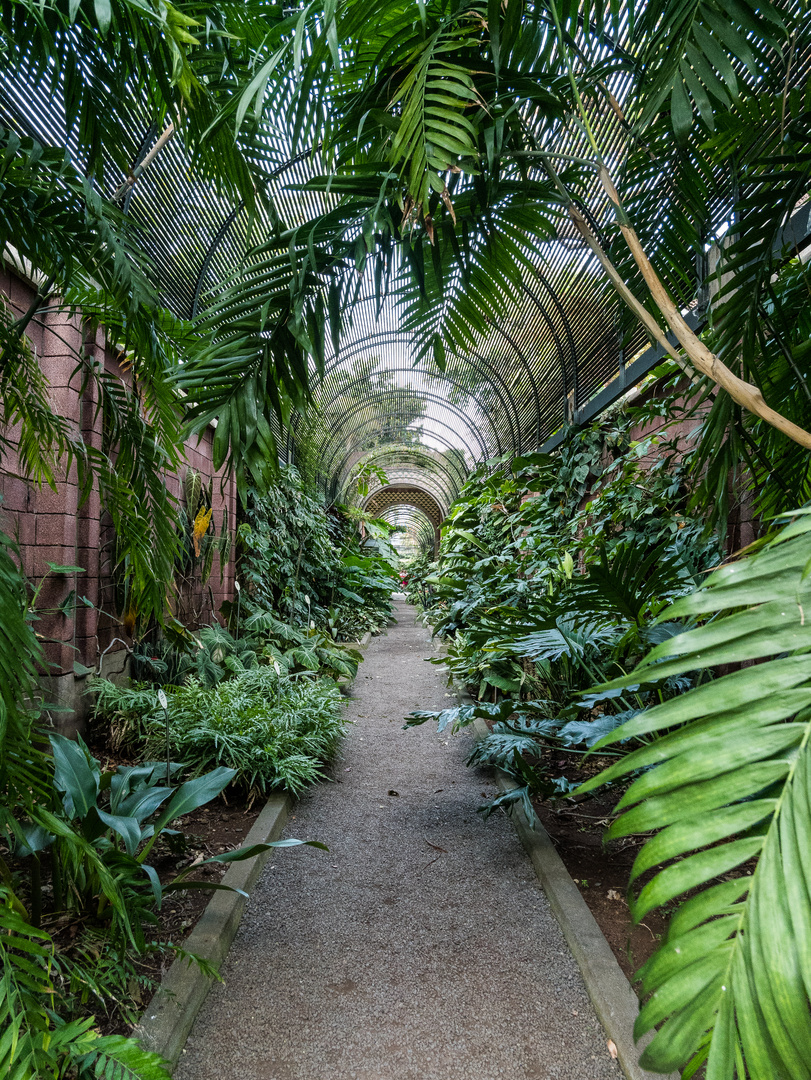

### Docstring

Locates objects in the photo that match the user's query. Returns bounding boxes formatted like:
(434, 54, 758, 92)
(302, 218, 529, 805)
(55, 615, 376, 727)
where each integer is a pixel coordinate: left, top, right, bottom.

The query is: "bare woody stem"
(565, 205, 692, 374)
(111, 122, 176, 203)
(543, 0, 811, 451)
(596, 166, 811, 450)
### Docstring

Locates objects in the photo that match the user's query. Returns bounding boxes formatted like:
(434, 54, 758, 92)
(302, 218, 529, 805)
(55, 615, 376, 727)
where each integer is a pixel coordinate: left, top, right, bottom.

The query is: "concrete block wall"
(1, 266, 238, 730)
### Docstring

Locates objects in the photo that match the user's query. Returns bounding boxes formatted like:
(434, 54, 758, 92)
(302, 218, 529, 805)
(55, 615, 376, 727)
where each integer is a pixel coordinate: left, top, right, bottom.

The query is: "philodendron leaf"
(405, 704, 478, 732)
(49, 733, 99, 820)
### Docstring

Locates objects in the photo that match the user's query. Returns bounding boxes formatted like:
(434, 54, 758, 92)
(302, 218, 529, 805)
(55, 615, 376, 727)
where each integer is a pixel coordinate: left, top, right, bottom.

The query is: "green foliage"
(36, 734, 238, 906)
(351, 461, 389, 498)
(131, 624, 258, 692)
(402, 551, 437, 610)
(0, 133, 186, 632)
(0, 529, 177, 1080)
(238, 466, 396, 641)
(577, 511, 811, 1077)
(91, 669, 347, 797)
(175, 469, 233, 606)
(406, 696, 604, 816)
(0, 887, 172, 1080)
(422, 401, 720, 700)
(238, 469, 341, 627)
(0, 0, 310, 626)
(687, 258, 811, 535)
(245, 611, 363, 682)
(0, 530, 49, 819)
(409, 406, 727, 822)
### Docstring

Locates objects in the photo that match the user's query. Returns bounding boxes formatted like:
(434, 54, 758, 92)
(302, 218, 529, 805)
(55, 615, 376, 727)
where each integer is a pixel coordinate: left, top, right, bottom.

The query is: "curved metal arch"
(315, 395, 481, 466)
(321, 403, 482, 467)
(379, 503, 436, 532)
(485, 321, 544, 447)
(310, 367, 505, 459)
(340, 462, 456, 514)
(518, 283, 572, 423)
(444, 344, 522, 454)
(364, 485, 445, 527)
(320, 297, 534, 448)
(338, 450, 461, 508)
(314, 390, 490, 474)
(189, 146, 317, 319)
(331, 438, 468, 506)
(530, 266, 579, 386)
(351, 440, 469, 490)
(308, 328, 521, 454)
(521, 278, 579, 415)
(377, 504, 437, 557)
(362, 473, 451, 518)
(323, 413, 482, 501)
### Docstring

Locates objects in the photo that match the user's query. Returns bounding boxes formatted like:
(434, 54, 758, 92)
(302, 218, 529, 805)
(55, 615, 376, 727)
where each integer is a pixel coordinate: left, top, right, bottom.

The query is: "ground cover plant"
(91, 669, 347, 798)
(0, 592, 322, 1080)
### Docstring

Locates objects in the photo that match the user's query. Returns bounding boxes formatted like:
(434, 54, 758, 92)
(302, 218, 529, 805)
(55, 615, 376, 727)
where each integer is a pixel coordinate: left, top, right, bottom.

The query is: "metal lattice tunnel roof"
(2, 7, 810, 539)
(365, 486, 443, 528)
(365, 486, 444, 557)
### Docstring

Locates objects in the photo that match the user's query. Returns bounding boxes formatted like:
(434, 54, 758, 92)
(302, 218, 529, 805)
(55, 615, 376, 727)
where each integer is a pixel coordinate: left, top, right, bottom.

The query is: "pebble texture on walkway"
(176, 601, 622, 1080)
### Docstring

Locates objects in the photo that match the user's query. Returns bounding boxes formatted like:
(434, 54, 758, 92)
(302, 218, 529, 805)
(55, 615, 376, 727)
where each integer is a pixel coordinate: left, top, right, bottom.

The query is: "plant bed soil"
(527, 748, 751, 992)
(473, 716, 665, 983)
(118, 795, 264, 1029)
(530, 773, 666, 984)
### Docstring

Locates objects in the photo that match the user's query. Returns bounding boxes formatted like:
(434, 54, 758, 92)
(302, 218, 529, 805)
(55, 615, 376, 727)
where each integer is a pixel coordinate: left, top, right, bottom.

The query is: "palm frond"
(579, 510, 811, 1076)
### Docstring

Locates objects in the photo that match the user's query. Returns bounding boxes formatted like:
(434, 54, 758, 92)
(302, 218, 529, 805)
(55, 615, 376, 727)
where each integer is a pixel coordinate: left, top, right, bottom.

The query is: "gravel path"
(176, 601, 622, 1080)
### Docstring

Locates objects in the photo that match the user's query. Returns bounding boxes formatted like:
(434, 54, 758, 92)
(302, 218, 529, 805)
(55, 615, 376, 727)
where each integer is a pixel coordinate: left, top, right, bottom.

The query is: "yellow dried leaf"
(192, 507, 213, 556)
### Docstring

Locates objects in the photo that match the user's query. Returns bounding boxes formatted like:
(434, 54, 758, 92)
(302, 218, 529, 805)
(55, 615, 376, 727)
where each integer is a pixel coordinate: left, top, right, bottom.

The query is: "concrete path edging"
(470, 717, 677, 1080)
(134, 792, 292, 1068)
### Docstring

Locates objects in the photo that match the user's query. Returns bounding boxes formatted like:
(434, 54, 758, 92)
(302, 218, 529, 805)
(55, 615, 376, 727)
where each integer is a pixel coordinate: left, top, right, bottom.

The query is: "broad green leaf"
(203, 838, 329, 863)
(138, 767, 236, 863)
(49, 733, 99, 820)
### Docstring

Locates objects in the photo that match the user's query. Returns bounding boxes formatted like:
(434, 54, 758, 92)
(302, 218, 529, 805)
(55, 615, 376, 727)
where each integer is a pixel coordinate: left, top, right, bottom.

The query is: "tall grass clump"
(91, 668, 346, 796)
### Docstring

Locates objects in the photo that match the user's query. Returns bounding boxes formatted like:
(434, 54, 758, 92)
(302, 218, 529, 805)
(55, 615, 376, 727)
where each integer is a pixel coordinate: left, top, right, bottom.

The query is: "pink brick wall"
(1, 266, 238, 682)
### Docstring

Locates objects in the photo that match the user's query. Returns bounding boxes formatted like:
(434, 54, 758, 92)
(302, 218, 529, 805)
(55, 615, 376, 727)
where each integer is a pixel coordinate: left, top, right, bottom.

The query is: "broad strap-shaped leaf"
(138, 766, 236, 863)
(48, 733, 100, 821)
(202, 838, 330, 864)
(95, 807, 145, 857)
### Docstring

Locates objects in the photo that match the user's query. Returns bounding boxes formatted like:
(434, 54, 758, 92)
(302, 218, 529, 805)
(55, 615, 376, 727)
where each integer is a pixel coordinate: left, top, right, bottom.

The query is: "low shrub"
(91, 668, 347, 796)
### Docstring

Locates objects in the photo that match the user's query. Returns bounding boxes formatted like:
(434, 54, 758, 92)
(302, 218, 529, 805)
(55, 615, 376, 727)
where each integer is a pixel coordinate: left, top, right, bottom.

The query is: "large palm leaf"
(579, 511, 811, 1077)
